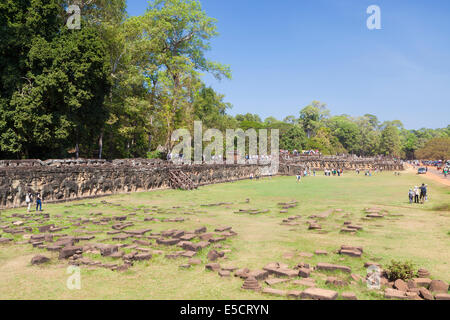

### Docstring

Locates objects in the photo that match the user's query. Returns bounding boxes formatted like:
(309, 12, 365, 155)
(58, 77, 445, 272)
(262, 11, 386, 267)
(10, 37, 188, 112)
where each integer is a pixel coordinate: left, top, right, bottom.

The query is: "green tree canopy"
(299, 101, 329, 138)
(280, 125, 307, 151)
(380, 124, 402, 158)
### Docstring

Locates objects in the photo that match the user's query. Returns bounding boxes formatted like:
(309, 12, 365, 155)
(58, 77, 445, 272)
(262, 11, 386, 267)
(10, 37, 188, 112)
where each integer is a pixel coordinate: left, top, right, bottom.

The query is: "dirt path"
(426, 168, 450, 187)
(404, 163, 450, 187)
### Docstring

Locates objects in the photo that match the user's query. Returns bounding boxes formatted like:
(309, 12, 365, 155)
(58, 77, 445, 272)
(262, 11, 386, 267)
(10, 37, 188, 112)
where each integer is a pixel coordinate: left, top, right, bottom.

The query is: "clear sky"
(126, 0, 450, 129)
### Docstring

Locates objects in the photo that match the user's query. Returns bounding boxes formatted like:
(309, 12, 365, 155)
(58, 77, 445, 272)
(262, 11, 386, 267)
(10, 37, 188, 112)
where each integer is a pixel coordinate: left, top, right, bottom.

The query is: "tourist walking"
(25, 192, 33, 212)
(414, 186, 420, 204)
(296, 172, 301, 183)
(408, 189, 414, 204)
(420, 184, 427, 204)
(36, 192, 42, 211)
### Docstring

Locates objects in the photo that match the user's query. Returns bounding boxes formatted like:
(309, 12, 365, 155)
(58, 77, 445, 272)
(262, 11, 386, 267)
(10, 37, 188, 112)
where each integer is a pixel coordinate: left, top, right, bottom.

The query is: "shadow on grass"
(431, 203, 450, 211)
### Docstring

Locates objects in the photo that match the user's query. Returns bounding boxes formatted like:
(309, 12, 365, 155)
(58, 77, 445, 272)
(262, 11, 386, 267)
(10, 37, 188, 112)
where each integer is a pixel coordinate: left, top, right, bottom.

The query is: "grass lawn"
(0, 171, 449, 300)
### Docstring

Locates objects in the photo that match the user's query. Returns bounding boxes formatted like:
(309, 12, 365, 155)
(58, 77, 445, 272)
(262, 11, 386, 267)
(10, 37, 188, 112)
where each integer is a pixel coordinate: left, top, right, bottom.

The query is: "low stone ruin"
(0, 160, 261, 209)
(278, 155, 404, 175)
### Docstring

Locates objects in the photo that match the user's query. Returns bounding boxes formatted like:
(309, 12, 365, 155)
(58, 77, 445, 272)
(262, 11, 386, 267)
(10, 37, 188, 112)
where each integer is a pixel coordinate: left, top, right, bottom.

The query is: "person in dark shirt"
(36, 192, 43, 211)
(419, 184, 427, 204)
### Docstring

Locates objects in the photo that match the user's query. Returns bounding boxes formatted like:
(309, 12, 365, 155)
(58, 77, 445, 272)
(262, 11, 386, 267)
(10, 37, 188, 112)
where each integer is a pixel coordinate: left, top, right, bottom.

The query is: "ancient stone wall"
(279, 155, 403, 175)
(0, 160, 261, 209)
(0, 156, 403, 209)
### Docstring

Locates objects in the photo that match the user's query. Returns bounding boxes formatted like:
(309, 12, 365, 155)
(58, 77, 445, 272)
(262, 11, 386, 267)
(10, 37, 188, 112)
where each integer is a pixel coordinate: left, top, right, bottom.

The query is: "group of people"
(249, 173, 261, 180)
(25, 192, 43, 212)
(324, 168, 343, 176)
(296, 169, 316, 182)
(296, 168, 347, 181)
(408, 184, 428, 204)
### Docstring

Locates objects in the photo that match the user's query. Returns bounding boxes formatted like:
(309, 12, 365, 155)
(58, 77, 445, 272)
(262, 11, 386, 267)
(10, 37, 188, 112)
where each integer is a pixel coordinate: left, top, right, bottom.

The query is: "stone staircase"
(169, 170, 197, 190)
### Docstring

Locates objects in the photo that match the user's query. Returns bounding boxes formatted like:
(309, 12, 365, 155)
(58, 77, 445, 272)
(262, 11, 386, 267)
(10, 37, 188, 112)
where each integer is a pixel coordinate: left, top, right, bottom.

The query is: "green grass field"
(0, 171, 449, 300)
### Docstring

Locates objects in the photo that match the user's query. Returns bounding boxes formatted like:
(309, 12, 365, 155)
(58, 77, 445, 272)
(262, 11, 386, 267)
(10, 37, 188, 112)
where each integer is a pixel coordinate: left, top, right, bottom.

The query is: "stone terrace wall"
(279, 155, 403, 175)
(0, 156, 404, 209)
(0, 159, 261, 209)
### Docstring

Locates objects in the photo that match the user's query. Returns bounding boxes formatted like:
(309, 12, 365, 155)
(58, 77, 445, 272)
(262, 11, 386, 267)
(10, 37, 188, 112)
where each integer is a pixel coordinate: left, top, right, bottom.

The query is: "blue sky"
(126, 0, 450, 129)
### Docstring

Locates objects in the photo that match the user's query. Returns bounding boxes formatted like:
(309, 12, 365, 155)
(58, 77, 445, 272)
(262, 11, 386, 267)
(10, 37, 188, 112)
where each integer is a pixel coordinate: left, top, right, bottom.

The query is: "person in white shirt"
(25, 192, 33, 212)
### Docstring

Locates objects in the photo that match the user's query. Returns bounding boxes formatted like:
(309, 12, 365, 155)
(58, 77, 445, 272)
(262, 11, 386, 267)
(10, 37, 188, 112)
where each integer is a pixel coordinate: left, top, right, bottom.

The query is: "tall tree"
(0, 0, 111, 159)
(402, 131, 419, 159)
(356, 115, 381, 156)
(280, 125, 306, 151)
(299, 101, 329, 138)
(137, 0, 231, 151)
(9, 26, 111, 159)
(327, 116, 362, 155)
(0, 0, 64, 158)
(193, 85, 232, 130)
(380, 124, 402, 158)
(307, 127, 346, 155)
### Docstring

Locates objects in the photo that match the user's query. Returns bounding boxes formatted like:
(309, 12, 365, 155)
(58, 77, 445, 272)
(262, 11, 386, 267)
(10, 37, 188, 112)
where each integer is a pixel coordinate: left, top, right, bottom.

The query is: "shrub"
(385, 260, 417, 281)
(147, 150, 162, 159)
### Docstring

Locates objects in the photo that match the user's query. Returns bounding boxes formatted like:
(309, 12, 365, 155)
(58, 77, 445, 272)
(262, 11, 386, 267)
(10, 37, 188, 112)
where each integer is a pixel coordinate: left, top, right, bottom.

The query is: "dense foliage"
(385, 260, 417, 281)
(0, 0, 448, 160)
(415, 137, 450, 160)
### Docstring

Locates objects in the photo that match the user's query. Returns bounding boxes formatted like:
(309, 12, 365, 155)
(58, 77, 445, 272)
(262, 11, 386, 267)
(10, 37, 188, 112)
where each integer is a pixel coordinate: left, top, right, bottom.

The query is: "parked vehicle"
(417, 167, 427, 174)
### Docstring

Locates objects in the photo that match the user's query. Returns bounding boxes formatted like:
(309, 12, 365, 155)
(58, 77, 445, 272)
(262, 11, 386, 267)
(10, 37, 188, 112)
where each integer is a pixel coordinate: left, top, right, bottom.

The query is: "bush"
(385, 260, 417, 281)
(146, 150, 162, 159)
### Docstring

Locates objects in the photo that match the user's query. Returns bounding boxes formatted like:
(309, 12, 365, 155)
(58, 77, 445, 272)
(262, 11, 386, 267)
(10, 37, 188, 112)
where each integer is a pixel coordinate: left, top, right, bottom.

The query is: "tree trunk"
(165, 121, 172, 153)
(75, 143, 79, 159)
(98, 131, 103, 159)
(148, 115, 153, 153)
(108, 131, 114, 159)
(148, 134, 152, 153)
